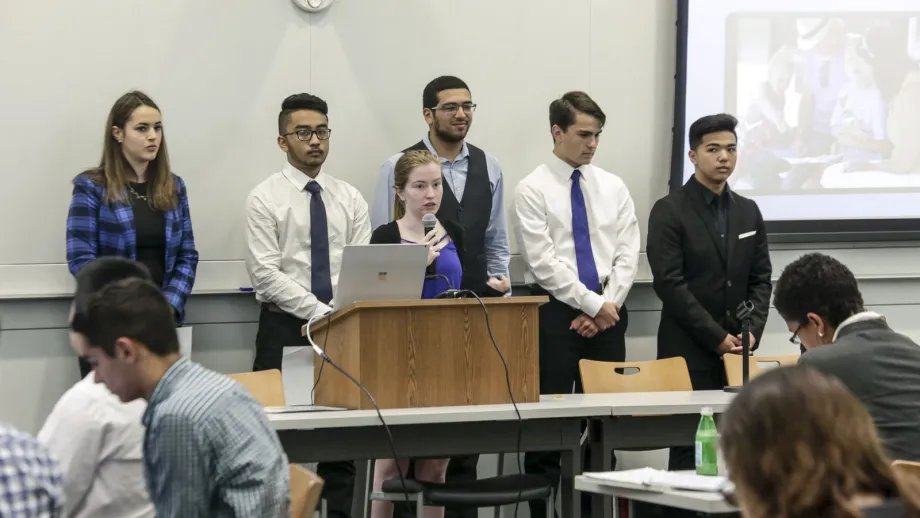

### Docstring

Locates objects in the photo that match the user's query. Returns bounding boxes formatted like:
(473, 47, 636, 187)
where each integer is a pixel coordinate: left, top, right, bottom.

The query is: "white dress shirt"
(513, 153, 640, 317)
(246, 163, 372, 320)
(37, 373, 153, 518)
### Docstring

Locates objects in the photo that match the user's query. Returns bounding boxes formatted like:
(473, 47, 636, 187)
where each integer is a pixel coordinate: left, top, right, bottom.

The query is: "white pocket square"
(738, 230, 756, 240)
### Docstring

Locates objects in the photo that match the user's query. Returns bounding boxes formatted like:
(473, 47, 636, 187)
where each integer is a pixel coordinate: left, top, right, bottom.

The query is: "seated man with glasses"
(773, 252, 920, 462)
(369, 76, 511, 518)
(245, 93, 371, 518)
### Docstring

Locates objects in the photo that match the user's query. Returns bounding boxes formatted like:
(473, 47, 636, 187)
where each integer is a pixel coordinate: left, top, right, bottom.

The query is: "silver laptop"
(332, 243, 428, 310)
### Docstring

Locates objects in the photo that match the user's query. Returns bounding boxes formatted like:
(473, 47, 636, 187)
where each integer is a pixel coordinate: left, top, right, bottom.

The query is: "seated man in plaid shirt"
(0, 421, 64, 516)
(68, 264, 290, 517)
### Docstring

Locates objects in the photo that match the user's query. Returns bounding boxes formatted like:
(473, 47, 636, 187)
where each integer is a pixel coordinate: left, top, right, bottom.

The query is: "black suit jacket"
(646, 177, 772, 370)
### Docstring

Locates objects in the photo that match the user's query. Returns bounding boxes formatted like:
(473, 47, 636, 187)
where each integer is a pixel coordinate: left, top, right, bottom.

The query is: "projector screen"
(673, 0, 920, 241)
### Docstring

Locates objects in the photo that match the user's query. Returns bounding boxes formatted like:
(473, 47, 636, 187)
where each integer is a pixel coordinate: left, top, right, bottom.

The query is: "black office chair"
(370, 473, 553, 517)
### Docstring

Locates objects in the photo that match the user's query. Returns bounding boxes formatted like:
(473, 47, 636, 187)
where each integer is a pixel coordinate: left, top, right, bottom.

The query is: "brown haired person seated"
(721, 365, 920, 518)
(773, 252, 920, 462)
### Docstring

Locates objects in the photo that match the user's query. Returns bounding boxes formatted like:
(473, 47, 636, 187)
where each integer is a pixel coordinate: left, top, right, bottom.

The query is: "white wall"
(0, 0, 677, 296)
(3, 3, 920, 516)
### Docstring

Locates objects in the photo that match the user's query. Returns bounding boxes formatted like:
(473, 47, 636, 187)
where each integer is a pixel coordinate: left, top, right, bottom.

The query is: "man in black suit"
(647, 113, 773, 473)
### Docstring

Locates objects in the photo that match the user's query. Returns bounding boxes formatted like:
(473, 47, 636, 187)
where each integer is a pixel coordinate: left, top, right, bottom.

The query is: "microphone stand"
(724, 300, 754, 393)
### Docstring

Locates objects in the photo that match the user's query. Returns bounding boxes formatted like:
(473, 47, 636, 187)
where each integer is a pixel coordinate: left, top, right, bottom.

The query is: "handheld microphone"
(422, 213, 438, 275)
(422, 213, 437, 236)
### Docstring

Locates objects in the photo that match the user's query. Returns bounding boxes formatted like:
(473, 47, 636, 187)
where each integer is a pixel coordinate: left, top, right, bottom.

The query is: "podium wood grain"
(306, 297, 546, 410)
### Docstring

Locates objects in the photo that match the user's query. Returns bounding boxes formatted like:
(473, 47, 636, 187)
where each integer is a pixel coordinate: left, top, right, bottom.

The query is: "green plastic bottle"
(695, 406, 719, 476)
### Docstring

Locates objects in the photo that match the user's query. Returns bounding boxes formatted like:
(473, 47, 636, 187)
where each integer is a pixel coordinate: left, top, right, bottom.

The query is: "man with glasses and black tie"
(370, 76, 511, 518)
(512, 91, 640, 518)
(246, 93, 371, 518)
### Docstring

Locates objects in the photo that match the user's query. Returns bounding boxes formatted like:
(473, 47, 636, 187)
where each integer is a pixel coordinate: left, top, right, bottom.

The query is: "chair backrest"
(290, 464, 324, 518)
(723, 354, 800, 386)
(227, 370, 286, 407)
(579, 357, 693, 393)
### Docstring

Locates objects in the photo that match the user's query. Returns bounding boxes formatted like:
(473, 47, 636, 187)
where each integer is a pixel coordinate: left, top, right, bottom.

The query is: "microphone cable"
(310, 309, 333, 405)
(305, 312, 412, 507)
(464, 289, 525, 518)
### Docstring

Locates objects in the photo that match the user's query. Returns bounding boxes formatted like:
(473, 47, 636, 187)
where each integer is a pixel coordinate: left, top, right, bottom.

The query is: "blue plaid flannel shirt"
(0, 421, 65, 517)
(66, 172, 199, 323)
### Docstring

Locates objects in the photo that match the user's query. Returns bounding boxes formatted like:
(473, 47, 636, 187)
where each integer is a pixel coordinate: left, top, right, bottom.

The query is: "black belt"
(264, 303, 289, 315)
(529, 277, 609, 297)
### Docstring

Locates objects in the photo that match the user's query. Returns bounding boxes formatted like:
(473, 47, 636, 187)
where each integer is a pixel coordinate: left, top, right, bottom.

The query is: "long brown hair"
(391, 149, 440, 220)
(87, 91, 177, 210)
(721, 366, 920, 518)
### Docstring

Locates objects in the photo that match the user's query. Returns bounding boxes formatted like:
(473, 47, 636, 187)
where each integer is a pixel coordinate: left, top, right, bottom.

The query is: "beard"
(433, 119, 468, 143)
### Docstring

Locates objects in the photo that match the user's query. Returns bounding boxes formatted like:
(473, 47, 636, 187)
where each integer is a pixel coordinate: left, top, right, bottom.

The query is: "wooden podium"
(304, 296, 547, 410)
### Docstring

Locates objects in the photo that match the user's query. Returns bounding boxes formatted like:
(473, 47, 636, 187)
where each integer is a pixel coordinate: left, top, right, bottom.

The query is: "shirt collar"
(687, 175, 730, 205)
(547, 153, 585, 181)
(142, 356, 192, 427)
(833, 310, 886, 341)
(282, 162, 328, 192)
(423, 133, 469, 163)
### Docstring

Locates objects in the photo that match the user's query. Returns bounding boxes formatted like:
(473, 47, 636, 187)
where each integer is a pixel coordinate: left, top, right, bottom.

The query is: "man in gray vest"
(370, 75, 511, 518)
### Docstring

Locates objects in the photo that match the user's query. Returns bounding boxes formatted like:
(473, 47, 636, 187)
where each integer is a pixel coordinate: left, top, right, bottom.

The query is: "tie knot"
(571, 169, 582, 181)
(305, 181, 321, 194)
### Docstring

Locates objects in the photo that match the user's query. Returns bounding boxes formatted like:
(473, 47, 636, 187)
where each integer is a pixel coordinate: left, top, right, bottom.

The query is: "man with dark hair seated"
(69, 266, 290, 517)
(774, 252, 920, 462)
(40, 257, 156, 518)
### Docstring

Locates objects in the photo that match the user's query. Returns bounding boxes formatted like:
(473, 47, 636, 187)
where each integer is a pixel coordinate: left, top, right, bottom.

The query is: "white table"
(578, 391, 734, 518)
(267, 391, 735, 518)
(270, 397, 612, 518)
(575, 475, 738, 515)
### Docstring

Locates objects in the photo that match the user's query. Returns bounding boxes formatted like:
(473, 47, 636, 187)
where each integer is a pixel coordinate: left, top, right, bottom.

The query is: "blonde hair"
(721, 366, 920, 518)
(88, 91, 177, 210)
(392, 149, 441, 220)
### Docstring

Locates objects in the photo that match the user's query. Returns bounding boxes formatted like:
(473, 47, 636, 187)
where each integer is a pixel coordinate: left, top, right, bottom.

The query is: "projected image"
(725, 14, 920, 193)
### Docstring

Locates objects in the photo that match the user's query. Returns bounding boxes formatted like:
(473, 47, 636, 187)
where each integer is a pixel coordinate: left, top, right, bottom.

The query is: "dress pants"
(524, 295, 627, 518)
(255, 304, 357, 518)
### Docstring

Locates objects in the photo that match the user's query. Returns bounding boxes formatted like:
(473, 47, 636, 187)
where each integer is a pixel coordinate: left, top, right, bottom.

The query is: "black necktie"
(305, 181, 333, 304)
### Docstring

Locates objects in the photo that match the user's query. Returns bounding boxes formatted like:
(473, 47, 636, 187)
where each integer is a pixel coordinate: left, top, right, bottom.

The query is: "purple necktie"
(571, 169, 600, 292)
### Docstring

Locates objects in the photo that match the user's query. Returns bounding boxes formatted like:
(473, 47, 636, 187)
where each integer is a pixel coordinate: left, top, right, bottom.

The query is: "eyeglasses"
(432, 103, 477, 114)
(789, 324, 803, 346)
(282, 128, 332, 141)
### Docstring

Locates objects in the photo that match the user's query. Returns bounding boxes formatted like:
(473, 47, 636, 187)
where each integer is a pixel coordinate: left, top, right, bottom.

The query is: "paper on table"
(584, 468, 727, 493)
(282, 346, 315, 406)
(264, 404, 345, 414)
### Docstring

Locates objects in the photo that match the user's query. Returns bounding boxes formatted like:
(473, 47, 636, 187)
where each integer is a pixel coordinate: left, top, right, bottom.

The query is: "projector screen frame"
(669, 0, 920, 244)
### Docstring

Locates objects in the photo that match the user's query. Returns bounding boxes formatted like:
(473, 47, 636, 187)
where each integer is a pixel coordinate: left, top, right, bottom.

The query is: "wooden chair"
(578, 357, 693, 393)
(723, 354, 800, 387)
(578, 357, 694, 518)
(290, 464, 325, 518)
(227, 369, 286, 407)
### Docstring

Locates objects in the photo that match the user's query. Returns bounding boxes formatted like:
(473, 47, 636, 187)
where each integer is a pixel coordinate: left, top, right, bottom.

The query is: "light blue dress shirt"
(371, 134, 511, 278)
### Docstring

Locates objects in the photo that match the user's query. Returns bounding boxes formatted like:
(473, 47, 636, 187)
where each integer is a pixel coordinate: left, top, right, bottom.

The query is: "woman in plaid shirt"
(66, 91, 198, 377)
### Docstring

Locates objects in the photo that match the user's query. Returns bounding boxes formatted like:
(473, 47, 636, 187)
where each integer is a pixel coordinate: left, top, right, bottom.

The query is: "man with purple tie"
(246, 93, 371, 518)
(512, 91, 640, 518)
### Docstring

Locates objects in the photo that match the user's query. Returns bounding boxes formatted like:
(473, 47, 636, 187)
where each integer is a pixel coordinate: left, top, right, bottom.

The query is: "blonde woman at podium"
(369, 150, 507, 518)
(369, 149, 454, 518)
